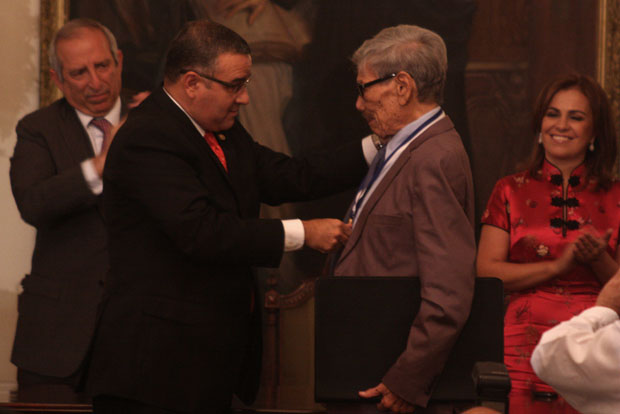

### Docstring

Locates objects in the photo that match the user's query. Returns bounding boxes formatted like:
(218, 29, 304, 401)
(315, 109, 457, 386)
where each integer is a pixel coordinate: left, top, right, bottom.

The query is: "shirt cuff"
(579, 306, 620, 329)
(282, 219, 304, 252)
(361, 135, 377, 166)
(81, 159, 103, 195)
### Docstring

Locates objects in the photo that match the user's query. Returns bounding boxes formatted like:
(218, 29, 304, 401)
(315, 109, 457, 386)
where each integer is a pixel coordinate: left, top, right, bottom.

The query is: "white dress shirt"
(531, 306, 620, 414)
(76, 97, 122, 195)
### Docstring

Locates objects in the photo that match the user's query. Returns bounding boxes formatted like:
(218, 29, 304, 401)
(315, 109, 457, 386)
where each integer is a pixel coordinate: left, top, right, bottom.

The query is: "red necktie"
(90, 118, 112, 153)
(204, 132, 228, 172)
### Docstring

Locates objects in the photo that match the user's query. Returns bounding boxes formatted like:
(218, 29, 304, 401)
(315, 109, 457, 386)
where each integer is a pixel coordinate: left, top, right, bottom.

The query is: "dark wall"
(466, 0, 599, 235)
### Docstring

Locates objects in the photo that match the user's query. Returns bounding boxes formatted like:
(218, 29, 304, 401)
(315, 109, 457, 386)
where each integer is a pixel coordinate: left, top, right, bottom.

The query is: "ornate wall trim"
(599, 0, 620, 144)
(39, 0, 67, 107)
(41, 1, 618, 117)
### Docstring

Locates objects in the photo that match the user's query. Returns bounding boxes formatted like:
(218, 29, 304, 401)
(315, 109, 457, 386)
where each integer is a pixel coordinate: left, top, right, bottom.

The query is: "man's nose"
(355, 95, 365, 111)
(87, 68, 103, 89)
(236, 87, 250, 105)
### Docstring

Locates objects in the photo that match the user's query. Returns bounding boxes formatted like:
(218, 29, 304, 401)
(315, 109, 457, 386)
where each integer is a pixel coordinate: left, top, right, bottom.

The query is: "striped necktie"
(90, 117, 112, 154)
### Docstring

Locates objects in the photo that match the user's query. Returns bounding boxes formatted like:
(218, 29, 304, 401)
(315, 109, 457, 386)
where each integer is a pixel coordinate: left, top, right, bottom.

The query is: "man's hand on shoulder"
(128, 91, 150, 109)
(302, 219, 352, 253)
(359, 382, 415, 413)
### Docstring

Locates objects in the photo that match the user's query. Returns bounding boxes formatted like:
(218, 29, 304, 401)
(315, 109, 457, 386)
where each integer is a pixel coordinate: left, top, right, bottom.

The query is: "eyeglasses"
(181, 69, 250, 94)
(357, 73, 396, 98)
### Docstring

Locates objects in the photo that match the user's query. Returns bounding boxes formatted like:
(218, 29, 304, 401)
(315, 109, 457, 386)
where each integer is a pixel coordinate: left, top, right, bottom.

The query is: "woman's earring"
(589, 140, 595, 152)
(538, 133, 543, 144)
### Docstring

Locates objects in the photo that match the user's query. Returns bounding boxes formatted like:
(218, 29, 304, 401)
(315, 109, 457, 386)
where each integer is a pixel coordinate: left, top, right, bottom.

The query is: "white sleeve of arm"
(282, 219, 304, 252)
(531, 306, 620, 414)
(80, 159, 103, 195)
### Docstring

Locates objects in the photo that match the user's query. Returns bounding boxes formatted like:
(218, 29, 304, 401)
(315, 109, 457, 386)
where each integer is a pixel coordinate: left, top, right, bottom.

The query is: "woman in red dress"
(477, 74, 620, 414)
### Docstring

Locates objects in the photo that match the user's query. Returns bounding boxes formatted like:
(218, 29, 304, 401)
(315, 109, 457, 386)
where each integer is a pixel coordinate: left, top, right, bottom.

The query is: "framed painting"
(599, 0, 620, 140)
(33, 0, 620, 409)
(40, 0, 620, 112)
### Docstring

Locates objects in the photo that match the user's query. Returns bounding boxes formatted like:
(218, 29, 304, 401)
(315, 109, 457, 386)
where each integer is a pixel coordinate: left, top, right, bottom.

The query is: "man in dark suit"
(85, 20, 368, 413)
(9, 19, 125, 403)
(331, 25, 477, 413)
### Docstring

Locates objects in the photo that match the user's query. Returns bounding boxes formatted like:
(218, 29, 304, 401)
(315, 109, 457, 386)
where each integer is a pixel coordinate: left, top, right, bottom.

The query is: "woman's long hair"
(525, 74, 617, 190)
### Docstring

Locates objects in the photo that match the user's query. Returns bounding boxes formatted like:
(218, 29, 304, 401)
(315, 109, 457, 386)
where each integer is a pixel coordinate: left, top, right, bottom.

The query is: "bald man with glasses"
(84, 20, 375, 414)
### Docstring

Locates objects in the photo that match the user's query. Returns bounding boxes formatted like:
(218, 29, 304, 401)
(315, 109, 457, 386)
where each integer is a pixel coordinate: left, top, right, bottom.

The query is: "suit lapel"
(221, 127, 257, 217)
(156, 90, 233, 182)
(58, 97, 129, 163)
(336, 116, 455, 266)
(55, 100, 107, 217)
(203, 132, 231, 180)
(58, 100, 96, 162)
(154, 89, 241, 210)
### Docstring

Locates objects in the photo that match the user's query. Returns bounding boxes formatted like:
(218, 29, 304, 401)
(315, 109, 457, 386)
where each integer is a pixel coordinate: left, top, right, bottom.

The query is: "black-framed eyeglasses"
(357, 73, 396, 98)
(181, 69, 250, 94)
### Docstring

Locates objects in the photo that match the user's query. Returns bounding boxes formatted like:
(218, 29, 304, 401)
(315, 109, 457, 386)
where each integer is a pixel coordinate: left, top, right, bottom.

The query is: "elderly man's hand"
(128, 91, 151, 109)
(596, 268, 620, 315)
(359, 383, 415, 413)
(302, 219, 352, 253)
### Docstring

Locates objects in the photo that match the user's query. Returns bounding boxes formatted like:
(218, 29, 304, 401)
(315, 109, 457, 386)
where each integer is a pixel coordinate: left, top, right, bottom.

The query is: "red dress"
(481, 160, 620, 414)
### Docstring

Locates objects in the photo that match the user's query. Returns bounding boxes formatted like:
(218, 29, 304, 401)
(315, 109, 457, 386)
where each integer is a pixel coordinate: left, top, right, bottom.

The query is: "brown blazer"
(333, 114, 476, 408)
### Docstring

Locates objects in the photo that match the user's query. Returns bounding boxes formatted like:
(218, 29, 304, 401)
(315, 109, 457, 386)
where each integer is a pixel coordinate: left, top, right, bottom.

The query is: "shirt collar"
(163, 87, 206, 137)
(541, 158, 586, 179)
(385, 106, 442, 157)
(541, 159, 587, 188)
(75, 97, 121, 129)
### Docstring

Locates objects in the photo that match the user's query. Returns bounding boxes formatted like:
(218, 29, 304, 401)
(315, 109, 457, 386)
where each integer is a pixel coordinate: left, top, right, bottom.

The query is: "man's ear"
(50, 69, 64, 92)
(395, 71, 416, 105)
(116, 49, 124, 71)
(182, 72, 202, 98)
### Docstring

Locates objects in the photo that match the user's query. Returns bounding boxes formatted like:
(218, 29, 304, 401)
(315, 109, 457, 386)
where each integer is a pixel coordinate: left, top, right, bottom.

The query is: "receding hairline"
(49, 19, 119, 81)
(55, 26, 111, 52)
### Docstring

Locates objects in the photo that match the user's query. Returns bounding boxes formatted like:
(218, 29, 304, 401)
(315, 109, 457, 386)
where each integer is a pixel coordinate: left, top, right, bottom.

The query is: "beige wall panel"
(0, 0, 40, 399)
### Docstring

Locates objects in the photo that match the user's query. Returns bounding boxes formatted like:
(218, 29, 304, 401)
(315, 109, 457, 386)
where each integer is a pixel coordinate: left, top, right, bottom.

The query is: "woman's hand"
(574, 228, 612, 264)
(477, 225, 577, 291)
(552, 241, 577, 276)
(573, 228, 618, 284)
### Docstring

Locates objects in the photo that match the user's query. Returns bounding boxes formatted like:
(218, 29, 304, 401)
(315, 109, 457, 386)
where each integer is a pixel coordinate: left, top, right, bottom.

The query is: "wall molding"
(0, 381, 17, 402)
(39, 0, 67, 107)
(599, 0, 620, 144)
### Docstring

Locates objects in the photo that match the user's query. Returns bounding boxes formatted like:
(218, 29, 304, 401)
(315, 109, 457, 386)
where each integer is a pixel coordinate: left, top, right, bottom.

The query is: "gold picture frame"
(598, 0, 620, 140)
(39, 0, 68, 106)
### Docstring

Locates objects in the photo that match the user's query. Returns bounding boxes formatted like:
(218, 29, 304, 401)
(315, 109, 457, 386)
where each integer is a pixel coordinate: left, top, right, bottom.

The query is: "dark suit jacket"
(85, 88, 366, 412)
(10, 98, 109, 379)
(333, 115, 476, 408)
